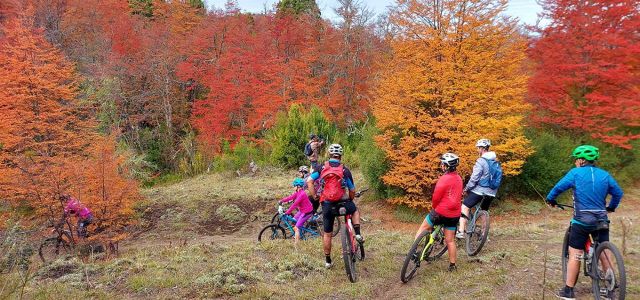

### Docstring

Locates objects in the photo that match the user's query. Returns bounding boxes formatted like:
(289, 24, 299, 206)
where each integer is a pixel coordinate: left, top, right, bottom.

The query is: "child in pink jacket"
(279, 178, 313, 245)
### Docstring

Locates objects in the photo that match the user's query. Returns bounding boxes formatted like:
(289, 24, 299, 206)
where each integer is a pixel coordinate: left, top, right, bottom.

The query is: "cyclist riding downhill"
(278, 178, 314, 247)
(457, 138, 502, 239)
(306, 143, 362, 269)
(545, 145, 623, 300)
(413, 153, 463, 271)
(304, 134, 325, 172)
(62, 194, 94, 239)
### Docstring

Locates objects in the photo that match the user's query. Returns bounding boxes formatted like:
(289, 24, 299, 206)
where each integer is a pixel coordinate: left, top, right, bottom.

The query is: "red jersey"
(432, 171, 463, 218)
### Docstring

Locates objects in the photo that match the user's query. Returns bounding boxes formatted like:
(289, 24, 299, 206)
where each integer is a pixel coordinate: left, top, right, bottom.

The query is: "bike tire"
(258, 224, 287, 242)
(341, 225, 357, 283)
(400, 230, 429, 283)
(39, 234, 72, 263)
(430, 228, 448, 260)
(356, 240, 365, 261)
(592, 241, 626, 300)
(270, 212, 279, 225)
(465, 210, 490, 256)
(561, 226, 570, 283)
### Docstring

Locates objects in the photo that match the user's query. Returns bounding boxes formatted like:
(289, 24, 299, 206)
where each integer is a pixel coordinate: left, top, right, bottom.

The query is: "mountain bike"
(258, 206, 322, 242)
(269, 203, 340, 238)
(336, 189, 368, 283)
(558, 203, 626, 299)
(400, 214, 466, 283)
(464, 195, 492, 256)
(39, 214, 76, 263)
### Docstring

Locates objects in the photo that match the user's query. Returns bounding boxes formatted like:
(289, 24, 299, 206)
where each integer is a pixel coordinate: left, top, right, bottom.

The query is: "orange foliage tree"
(0, 13, 94, 223)
(373, 0, 533, 208)
(72, 134, 140, 241)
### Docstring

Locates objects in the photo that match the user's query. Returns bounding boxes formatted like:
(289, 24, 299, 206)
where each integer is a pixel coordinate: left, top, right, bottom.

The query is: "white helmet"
(440, 152, 460, 168)
(475, 138, 491, 148)
(298, 166, 309, 173)
(328, 144, 343, 156)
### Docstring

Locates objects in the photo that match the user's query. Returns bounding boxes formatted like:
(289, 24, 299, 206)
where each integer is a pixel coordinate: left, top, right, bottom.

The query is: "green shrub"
(267, 104, 338, 169)
(357, 121, 403, 199)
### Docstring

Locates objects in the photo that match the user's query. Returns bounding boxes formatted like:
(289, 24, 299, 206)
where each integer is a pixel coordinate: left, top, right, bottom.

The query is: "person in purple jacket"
(279, 178, 313, 245)
(62, 195, 94, 238)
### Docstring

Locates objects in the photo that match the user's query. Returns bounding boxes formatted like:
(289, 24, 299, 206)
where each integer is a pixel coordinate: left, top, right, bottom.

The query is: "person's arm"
(285, 192, 303, 215)
(307, 171, 320, 198)
(607, 175, 623, 211)
(431, 178, 445, 209)
(279, 192, 296, 204)
(546, 169, 575, 204)
(464, 158, 484, 192)
(343, 167, 356, 199)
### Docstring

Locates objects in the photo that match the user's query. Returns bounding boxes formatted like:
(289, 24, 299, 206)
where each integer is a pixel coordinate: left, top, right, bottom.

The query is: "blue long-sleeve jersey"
(547, 165, 623, 226)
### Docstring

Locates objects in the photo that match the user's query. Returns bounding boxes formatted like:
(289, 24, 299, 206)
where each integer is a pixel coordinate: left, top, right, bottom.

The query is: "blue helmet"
(292, 178, 305, 187)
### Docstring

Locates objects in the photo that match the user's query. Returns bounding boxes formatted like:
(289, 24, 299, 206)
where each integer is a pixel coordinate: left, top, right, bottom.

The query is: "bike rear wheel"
(341, 225, 357, 283)
(258, 224, 287, 242)
(592, 241, 626, 300)
(39, 234, 73, 263)
(400, 230, 429, 283)
(465, 210, 490, 256)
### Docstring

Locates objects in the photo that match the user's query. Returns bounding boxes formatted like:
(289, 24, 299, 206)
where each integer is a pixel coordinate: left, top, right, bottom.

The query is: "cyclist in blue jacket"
(546, 145, 623, 300)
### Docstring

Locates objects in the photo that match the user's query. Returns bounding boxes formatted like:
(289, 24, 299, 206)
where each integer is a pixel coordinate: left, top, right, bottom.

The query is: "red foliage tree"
(528, 0, 640, 148)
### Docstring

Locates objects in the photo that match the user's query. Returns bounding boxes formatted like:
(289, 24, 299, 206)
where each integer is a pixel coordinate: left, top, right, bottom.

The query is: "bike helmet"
(298, 166, 309, 173)
(475, 138, 491, 148)
(328, 144, 343, 156)
(572, 145, 599, 161)
(440, 152, 460, 168)
(292, 178, 305, 187)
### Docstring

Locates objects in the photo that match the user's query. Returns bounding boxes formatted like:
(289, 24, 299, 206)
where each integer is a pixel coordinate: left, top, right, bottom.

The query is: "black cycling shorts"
(568, 223, 609, 250)
(426, 210, 459, 231)
(463, 193, 493, 210)
(322, 200, 357, 233)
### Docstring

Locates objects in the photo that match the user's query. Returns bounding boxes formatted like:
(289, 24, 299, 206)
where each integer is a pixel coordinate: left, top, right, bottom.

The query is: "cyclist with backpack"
(545, 145, 623, 300)
(306, 143, 361, 268)
(304, 134, 324, 172)
(457, 138, 502, 239)
(414, 153, 463, 271)
(279, 178, 314, 246)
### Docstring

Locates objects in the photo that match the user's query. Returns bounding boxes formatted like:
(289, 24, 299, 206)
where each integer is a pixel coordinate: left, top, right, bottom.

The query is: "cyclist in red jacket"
(413, 153, 463, 271)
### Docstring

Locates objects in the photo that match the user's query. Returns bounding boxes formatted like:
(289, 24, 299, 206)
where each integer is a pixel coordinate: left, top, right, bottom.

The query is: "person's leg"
(566, 247, 582, 287)
(459, 205, 470, 235)
(459, 193, 482, 237)
(415, 218, 433, 240)
(322, 202, 334, 267)
(444, 229, 456, 264)
(346, 202, 364, 242)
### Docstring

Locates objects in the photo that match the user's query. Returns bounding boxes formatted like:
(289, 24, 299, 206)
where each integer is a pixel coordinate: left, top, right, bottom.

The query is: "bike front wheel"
(258, 224, 287, 242)
(465, 210, 490, 256)
(592, 241, 626, 300)
(341, 226, 357, 283)
(400, 230, 429, 283)
(39, 234, 73, 263)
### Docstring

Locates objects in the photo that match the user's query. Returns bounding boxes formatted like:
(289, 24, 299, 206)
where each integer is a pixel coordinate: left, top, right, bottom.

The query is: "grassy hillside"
(1, 170, 638, 299)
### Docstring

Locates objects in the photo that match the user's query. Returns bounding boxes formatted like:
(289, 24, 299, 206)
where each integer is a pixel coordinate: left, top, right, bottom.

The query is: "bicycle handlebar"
(555, 203, 574, 210)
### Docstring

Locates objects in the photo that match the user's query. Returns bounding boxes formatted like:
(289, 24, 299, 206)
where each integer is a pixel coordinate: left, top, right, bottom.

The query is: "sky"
(203, 0, 544, 25)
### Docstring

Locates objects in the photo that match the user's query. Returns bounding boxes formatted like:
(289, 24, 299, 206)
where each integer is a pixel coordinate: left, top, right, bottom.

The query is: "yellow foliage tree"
(373, 0, 532, 208)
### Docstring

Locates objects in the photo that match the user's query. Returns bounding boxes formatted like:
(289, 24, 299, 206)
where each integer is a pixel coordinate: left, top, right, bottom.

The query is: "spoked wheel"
(400, 230, 429, 283)
(39, 233, 73, 263)
(356, 240, 365, 261)
(258, 224, 287, 242)
(561, 227, 570, 282)
(341, 226, 357, 283)
(592, 242, 626, 300)
(316, 214, 341, 238)
(465, 210, 490, 256)
(428, 228, 448, 260)
(270, 212, 280, 225)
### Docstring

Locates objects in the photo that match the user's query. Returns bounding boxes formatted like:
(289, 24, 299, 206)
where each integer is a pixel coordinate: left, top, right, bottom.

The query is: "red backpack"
(320, 162, 346, 202)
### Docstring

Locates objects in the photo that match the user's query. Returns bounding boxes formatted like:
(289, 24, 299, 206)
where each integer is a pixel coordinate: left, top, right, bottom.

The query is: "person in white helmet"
(457, 138, 499, 238)
(306, 143, 361, 269)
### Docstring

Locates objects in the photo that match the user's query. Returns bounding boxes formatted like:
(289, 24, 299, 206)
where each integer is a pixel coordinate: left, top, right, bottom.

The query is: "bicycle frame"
(467, 196, 490, 232)
(278, 214, 321, 240)
(419, 225, 443, 261)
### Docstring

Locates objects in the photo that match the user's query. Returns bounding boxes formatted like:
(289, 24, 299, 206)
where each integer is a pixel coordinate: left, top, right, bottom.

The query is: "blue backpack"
(304, 142, 313, 156)
(479, 158, 503, 190)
